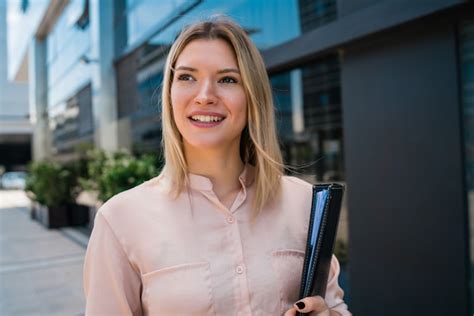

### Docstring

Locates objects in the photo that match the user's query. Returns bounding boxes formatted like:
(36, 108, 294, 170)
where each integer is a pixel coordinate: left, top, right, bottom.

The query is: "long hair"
(160, 16, 283, 218)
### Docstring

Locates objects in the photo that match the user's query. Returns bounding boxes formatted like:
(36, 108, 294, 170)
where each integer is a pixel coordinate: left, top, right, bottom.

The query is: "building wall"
(342, 16, 469, 315)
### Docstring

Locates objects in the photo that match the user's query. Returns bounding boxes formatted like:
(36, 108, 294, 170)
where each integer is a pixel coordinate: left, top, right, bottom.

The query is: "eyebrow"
(174, 66, 240, 74)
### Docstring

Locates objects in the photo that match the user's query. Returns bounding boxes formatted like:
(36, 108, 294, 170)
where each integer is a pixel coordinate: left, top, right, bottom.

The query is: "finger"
(284, 307, 297, 316)
(294, 296, 330, 315)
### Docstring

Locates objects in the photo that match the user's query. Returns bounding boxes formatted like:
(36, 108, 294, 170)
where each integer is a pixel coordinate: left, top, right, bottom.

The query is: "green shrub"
(78, 148, 108, 193)
(98, 153, 160, 202)
(26, 161, 76, 207)
(78, 149, 162, 202)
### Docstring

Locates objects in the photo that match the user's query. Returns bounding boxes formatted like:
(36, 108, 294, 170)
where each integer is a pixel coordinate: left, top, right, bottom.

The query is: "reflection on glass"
(459, 17, 474, 313)
(270, 54, 343, 183)
(146, 0, 300, 51)
(45, 0, 92, 155)
(50, 84, 93, 154)
(47, 0, 91, 108)
(117, 0, 338, 55)
(126, 0, 190, 46)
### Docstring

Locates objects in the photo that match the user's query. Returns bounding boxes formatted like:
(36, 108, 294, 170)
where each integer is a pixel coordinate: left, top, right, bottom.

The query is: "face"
(170, 39, 247, 154)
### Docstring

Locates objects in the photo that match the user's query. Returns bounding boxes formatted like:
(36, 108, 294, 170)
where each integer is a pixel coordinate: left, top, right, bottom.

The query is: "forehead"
(175, 39, 238, 68)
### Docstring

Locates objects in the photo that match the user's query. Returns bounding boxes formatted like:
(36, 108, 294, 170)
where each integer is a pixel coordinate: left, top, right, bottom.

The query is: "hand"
(284, 296, 340, 316)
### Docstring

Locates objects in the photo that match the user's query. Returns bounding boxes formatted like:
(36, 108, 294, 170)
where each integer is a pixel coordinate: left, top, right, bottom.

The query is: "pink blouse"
(83, 164, 351, 315)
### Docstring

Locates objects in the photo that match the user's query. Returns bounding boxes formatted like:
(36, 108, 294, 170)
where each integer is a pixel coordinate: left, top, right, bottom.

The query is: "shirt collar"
(187, 163, 255, 191)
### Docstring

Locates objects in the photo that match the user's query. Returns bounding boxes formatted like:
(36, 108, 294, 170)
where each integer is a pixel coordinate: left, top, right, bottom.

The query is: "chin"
(184, 137, 240, 152)
(186, 140, 226, 149)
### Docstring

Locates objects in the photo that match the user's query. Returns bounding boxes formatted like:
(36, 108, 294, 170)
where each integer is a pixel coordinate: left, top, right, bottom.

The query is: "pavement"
(0, 190, 89, 315)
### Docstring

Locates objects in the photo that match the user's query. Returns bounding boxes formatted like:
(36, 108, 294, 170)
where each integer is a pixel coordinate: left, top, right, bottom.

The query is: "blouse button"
(227, 216, 235, 224)
(236, 265, 244, 274)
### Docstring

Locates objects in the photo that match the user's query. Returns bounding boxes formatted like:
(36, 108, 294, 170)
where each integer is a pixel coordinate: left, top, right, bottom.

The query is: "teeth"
(191, 115, 223, 122)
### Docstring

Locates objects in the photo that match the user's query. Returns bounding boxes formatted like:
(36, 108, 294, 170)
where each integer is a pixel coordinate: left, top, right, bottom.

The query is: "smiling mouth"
(189, 115, 225, 123)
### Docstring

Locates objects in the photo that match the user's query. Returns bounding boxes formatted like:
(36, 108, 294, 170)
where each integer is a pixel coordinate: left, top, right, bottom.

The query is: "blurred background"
(0, 0, 473, 315)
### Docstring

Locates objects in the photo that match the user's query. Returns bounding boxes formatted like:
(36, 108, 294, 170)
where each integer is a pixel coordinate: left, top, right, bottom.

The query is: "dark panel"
(337, 0, 381, 17)
(341, 20, 468, 315)
(0, 140, 31, 171)
(262, 0, 467, 73)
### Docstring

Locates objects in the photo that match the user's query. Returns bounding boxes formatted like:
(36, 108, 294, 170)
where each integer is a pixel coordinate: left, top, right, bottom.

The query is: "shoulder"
(97, 174, 171, 227)
(273, 175, 313, 208)
(281, 175, 313, 193)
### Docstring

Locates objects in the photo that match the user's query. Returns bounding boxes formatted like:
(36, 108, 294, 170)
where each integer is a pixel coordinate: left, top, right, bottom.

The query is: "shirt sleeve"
(325, 255, 352, 316)
(83, 211, 143, 315)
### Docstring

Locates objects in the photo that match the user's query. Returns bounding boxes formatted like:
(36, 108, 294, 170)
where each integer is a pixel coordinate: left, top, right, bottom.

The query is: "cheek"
(233, 95, 248, 124)
(170, 88, 187, 121)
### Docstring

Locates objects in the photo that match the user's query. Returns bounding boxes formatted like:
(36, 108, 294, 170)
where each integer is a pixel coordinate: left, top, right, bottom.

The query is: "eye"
(177, 74, 194, 81)
(219, 76, 238, 84)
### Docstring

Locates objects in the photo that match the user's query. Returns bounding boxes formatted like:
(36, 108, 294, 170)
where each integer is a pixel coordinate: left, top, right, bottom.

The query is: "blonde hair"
(160, 16, 283, 219)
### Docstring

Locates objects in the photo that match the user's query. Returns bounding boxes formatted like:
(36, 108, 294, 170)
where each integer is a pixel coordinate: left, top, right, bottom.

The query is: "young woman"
(83, 17, 351, 316)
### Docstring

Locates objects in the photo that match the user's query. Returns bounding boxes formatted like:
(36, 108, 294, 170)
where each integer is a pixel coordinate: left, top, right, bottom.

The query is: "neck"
(184, 142, 245, 199)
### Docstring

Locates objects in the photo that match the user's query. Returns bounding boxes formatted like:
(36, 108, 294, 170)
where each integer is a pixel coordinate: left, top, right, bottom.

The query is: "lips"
(187, 111, 226, 128)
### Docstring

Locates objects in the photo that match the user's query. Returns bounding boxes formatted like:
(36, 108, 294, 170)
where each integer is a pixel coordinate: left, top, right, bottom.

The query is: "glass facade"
(270, 55, 344, 182)
(118, 0, 337, 55)
(50, 84, 93, 154)
(46, 0, 93, 154)
(460, 17, 474, 312)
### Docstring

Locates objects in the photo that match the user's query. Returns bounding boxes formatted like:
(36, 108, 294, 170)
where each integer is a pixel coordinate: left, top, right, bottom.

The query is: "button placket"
(224, 212, 251, 314)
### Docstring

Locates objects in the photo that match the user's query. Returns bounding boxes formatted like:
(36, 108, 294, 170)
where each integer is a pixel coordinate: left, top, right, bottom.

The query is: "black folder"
(296, 183, 344, 316)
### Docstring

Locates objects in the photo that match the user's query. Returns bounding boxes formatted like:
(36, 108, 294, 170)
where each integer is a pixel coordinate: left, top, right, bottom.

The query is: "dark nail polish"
(296, 301, 305, 310)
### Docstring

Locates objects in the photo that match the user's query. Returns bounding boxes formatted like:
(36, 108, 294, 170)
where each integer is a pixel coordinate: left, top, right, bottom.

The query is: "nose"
(194, 79, 217, 105)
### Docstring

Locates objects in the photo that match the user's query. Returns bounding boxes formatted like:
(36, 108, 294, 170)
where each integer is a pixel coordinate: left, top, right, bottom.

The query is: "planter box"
(38, 204, 69, 229)
(68, 203, 89, 226)
(30, 202, 39, 220)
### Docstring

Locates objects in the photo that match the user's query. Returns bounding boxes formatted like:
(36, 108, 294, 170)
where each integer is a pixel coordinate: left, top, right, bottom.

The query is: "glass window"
(46, 0, 91, 109)
(148, 0, 301, 51)
(123, 0, 192, 48)
(116, 0, 337, 56)
(271, 54, 343, 182)
(50, 84, 93, 154)
(299, 0, 337, 32)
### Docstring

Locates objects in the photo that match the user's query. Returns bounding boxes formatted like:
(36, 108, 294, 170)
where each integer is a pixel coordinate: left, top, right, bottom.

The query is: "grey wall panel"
(341, 21, 469, 315)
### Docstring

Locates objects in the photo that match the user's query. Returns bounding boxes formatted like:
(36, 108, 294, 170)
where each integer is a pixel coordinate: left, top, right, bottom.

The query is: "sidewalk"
(0, 190, 88, 315)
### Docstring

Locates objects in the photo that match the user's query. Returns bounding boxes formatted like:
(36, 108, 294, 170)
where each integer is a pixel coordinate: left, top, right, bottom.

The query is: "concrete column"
(290, 69, 304, 134)
(89, 0, 120, 152)
(0, 0, 6, 89)
(28, 37, 51, 160)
